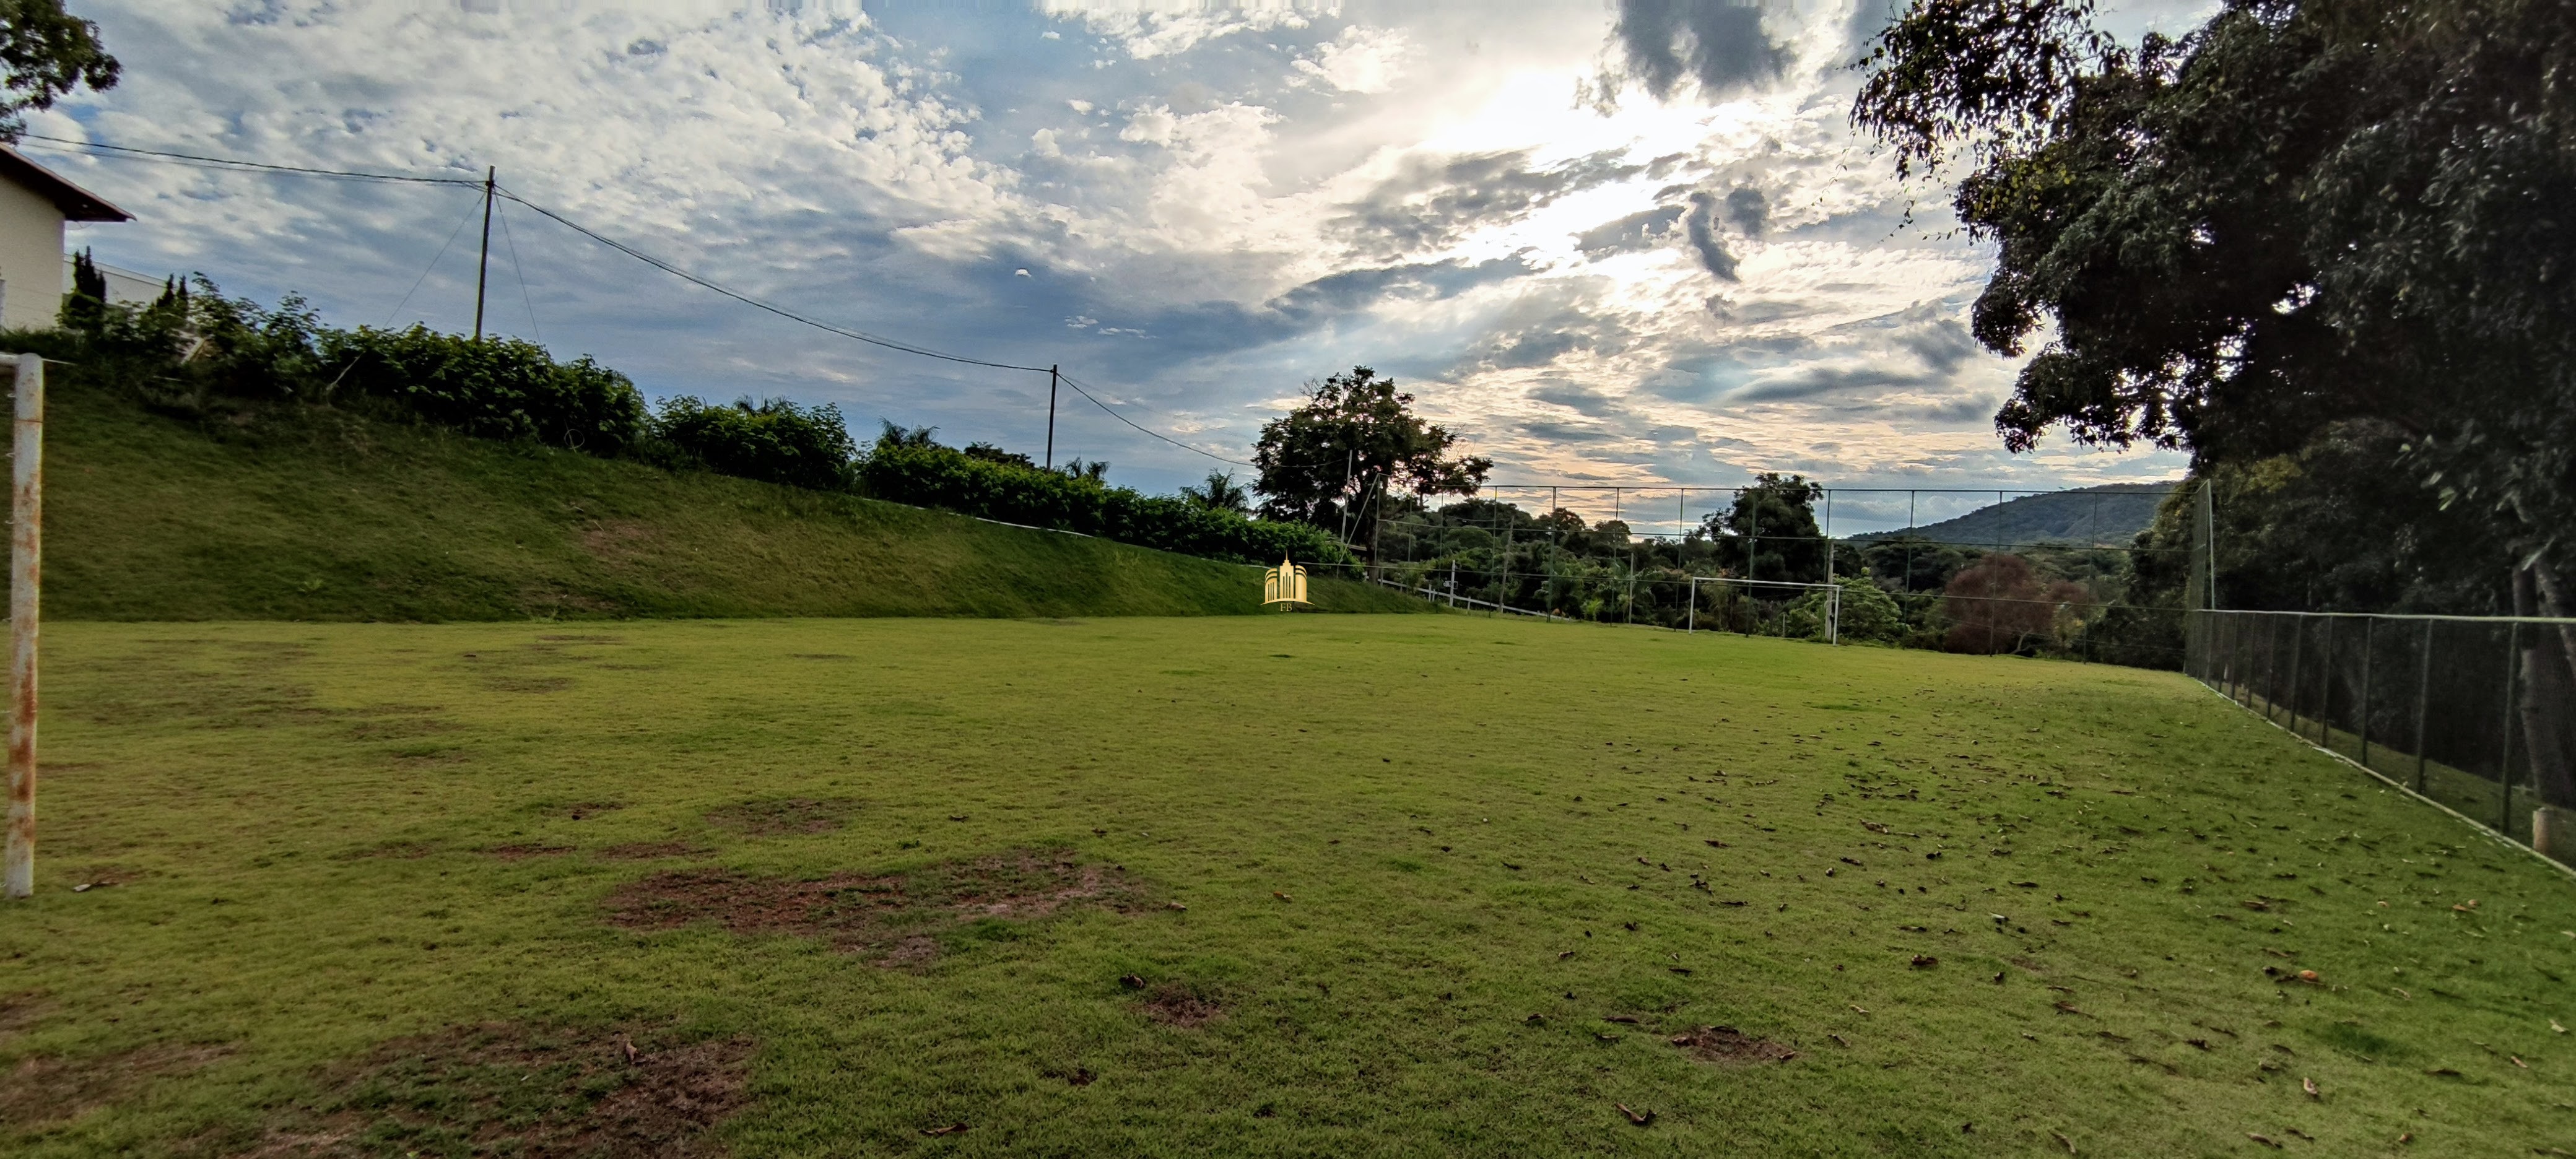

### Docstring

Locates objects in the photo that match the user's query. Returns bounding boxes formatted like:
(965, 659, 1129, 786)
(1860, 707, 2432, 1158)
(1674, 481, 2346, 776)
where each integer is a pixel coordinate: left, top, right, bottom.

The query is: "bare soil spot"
(487, 844, 574, 861)
(1671, 1026, 1798, 1066)
(335, 842, 436, 861)
(596, 842, 709, 861)
(703, 798, 859, 837)
(548, 802, 625, 822)
(601, 849, 1143, 966)
(0, 1041, 230, 1127)
(1138, 984, 1223, 1028)
(235, 1023, 747, 1158)
(0, 992, 49, 1043)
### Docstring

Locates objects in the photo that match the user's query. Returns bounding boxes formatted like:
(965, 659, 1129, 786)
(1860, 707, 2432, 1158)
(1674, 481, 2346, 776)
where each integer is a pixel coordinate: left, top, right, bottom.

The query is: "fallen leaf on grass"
(1829, 1033, 1850, 1047)
(2552, 1020, 2566, 1034)
(947, 815, 968, 822)
(2511, 1055, 2529, 1069)
(2051, 1129, 2075, 1153)
(1164, 901, 1187, 911)
(1603, 1015, 1640, 1025)
(2053, 1001, 2088, 1017)
(1850, 1005, 1870, 1015)
(1617, 1102, 1655, 1126)
(2247, 1132, 2281, 1148)
(1558, 950, 1577, 960)
(1119, 975, 1146, 989)
(1911, 955, 1938, 968)
(1668, 966, 1694, 976)
(1273, 892, 1292, 901)
(1705, 840, 1728, 848)
(2303, 1077, 2319, 1099)
(616, 1034, 638, 1064)
(923, 1123, 969, 1137)
(2396, 1131, 2412, 1144)
(1525, 1014, 1546, 1024)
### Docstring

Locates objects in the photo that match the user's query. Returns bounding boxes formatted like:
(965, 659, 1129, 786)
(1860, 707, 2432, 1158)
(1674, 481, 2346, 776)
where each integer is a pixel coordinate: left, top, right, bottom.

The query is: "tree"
(1180, 470, 1250, 514)
(1252, 366, 1490, 565)
(59, 245, 103, 330)
(1702, 472, 1825, 581)
(1942, 553, 2090, 655)
(1856, 0, 2576, 796)
(0, 0, 116, 141)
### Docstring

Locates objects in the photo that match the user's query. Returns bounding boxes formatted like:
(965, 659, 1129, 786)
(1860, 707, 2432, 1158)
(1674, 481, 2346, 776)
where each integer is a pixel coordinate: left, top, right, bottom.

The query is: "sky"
(29, 0, 2214, 532)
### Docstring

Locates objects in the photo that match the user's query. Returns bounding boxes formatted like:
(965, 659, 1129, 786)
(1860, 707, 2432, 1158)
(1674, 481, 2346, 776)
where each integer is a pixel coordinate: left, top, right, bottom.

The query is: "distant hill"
(1850, 483, 2180, 549)
(30, 385, 1421, 621)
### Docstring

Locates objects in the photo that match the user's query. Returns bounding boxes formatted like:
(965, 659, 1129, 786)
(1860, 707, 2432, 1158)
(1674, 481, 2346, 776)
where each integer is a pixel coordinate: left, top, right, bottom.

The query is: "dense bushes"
(650, 396, 856, 490)
(861, 436, 1354, 566)
(326, 327, 649, 455)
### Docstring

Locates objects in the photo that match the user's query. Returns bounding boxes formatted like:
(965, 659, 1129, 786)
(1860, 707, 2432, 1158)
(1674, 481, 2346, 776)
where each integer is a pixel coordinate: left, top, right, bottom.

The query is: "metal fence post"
(2500, 620, 2521, 836)
(3, 353, 40, 900)
(2414, 619, 2434, 793)
(2286, 617, 2306, 727)
(2358, 617, 2375, 769)
(2317, 617, 2335, 746)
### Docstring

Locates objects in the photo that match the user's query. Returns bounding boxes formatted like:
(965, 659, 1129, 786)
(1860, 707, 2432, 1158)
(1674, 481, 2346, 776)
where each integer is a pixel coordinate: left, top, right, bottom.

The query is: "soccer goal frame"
(1686, 576, 1841, 645)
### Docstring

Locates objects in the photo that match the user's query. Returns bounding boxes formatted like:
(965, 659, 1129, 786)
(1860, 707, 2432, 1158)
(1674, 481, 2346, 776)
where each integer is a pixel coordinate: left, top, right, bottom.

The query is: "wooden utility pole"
(4, 353, 41, 899)
(1045, 365, 1059, 470)
(472, 166, 496, 341)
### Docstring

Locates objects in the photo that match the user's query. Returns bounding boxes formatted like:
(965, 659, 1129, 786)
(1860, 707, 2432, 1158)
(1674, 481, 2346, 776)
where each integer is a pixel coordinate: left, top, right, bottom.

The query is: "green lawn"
(3, 615, 2571, 1157)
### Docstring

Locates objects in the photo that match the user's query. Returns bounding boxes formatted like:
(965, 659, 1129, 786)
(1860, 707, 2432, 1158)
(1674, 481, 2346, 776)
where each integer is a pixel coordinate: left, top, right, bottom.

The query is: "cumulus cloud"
(1682, 191, 1739, 280)
(1292, 25, 1412, 93)
(1723, 186, 1767, 235)
(1605, 0, 1790, 102)
(1336, 148, 1641, 259)
(1573, 204, 1686, 256)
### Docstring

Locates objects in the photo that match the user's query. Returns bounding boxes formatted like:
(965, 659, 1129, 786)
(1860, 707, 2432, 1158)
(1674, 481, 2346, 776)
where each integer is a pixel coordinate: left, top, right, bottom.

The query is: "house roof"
(0, 145, 129, 222)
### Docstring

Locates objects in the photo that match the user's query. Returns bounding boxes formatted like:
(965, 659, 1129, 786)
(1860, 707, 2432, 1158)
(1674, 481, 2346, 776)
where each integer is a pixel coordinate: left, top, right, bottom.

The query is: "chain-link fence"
(1302, 482, 2187, 664)
(2186, 609, 2576, 864)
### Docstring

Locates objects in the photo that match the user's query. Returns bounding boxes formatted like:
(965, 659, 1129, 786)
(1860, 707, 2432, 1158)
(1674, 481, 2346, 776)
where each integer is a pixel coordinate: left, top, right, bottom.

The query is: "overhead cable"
(17, 133, 483, 186)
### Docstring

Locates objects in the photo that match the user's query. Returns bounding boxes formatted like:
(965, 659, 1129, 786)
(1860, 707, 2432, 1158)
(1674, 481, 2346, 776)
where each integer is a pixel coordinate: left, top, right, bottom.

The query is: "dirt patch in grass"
(235, 1023, 747, 1158)
(0, 992, 49, 1042)
(547, 801, 625, 822)
(486, 843, 574, 861)
(334, 842, 436, 861)
(1, 1041, 230, 1127)
(1137, 984, 1223, 1028)
(1671, 1026, 1798, 1066)
(596, 841, 709, 861)
(601, 849, 1142, 965)
(703, 797, 859, 836)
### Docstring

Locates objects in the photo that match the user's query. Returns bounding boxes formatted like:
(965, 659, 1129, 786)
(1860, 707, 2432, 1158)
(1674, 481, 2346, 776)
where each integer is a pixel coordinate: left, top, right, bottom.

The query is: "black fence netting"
(2190, 609, 2576, 861)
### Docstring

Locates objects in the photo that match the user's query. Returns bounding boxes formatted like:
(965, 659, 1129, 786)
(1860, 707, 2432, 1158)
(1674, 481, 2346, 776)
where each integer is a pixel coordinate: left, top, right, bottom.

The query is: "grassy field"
(2, 614, 2572, 1157)
(31, 384, 1413, 620)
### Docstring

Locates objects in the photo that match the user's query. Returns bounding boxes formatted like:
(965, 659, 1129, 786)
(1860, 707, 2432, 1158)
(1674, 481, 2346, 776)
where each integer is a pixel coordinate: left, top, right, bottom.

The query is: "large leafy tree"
(1701, 472, 1828, 582)
(1252, 366, 1490, 564)
(1853, 0, 2576, 798)
(0, 1, 116, 140)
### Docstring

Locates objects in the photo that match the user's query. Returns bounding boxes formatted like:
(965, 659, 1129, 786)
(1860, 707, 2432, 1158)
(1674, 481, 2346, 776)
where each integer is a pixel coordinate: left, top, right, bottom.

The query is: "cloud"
(1682, 191, 1739, 280)
(1573, 204, 1686, 256)
(1334, 147, 1642, 259)
(1292, 25, 1412, 93)
(1267, 255, 1535, 320)
(1723, 185, 1767, 235)
(1606, 0, 1790, 102)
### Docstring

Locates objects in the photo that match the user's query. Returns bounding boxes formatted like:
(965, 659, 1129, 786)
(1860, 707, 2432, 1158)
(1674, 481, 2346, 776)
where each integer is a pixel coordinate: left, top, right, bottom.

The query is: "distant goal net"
(1687, 577, 1842, 645)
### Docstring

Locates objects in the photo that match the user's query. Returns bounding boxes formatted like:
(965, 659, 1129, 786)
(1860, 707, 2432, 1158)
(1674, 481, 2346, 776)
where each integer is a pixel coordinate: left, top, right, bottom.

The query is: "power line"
(492, 187, 1053, 375)
(1054, 370, 1251, 466)
(17, 133, 481, 186)
(33, 131, 1261, 467)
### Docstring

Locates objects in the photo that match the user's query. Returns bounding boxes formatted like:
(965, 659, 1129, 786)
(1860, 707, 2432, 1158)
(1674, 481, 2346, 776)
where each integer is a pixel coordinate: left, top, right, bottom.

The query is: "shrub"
(858, 436, 1354, 566)
(1785, 580, 1905, 643)
(323, 326, 648, 455)
(650, 396, 857, 491)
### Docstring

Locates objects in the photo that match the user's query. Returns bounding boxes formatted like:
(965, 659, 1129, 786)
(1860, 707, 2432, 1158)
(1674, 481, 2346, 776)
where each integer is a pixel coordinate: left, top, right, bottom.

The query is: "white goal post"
(1686, 576, 1841, 645)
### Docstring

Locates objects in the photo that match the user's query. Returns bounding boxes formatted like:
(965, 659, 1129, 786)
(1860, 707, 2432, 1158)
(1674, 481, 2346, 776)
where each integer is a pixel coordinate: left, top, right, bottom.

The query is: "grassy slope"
(35, 385, 1414, 620)
(5, 616, 2572, 1156)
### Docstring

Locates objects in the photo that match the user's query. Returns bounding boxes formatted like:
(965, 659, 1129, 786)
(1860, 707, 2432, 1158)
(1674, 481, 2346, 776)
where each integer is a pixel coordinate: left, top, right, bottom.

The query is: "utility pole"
(4, 354, 41, 899)
(472, 166, 495, 341)
(1045, 365, 1059, 470)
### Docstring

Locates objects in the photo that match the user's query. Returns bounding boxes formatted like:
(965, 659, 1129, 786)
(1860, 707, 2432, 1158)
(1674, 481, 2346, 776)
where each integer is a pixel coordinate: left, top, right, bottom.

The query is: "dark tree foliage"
(1253, 366, 1491, 562)
(1856, 0, 2576, 791)
(1853, 0, 2576, 594)
(1942, 553, 2091, 655)
(1180, 471, 1250, 514)
(0, 0, 116, 140)
(651, 396, 858, 492)
(1702, 472, 1827, 581)
(60, 246, 103, 329)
